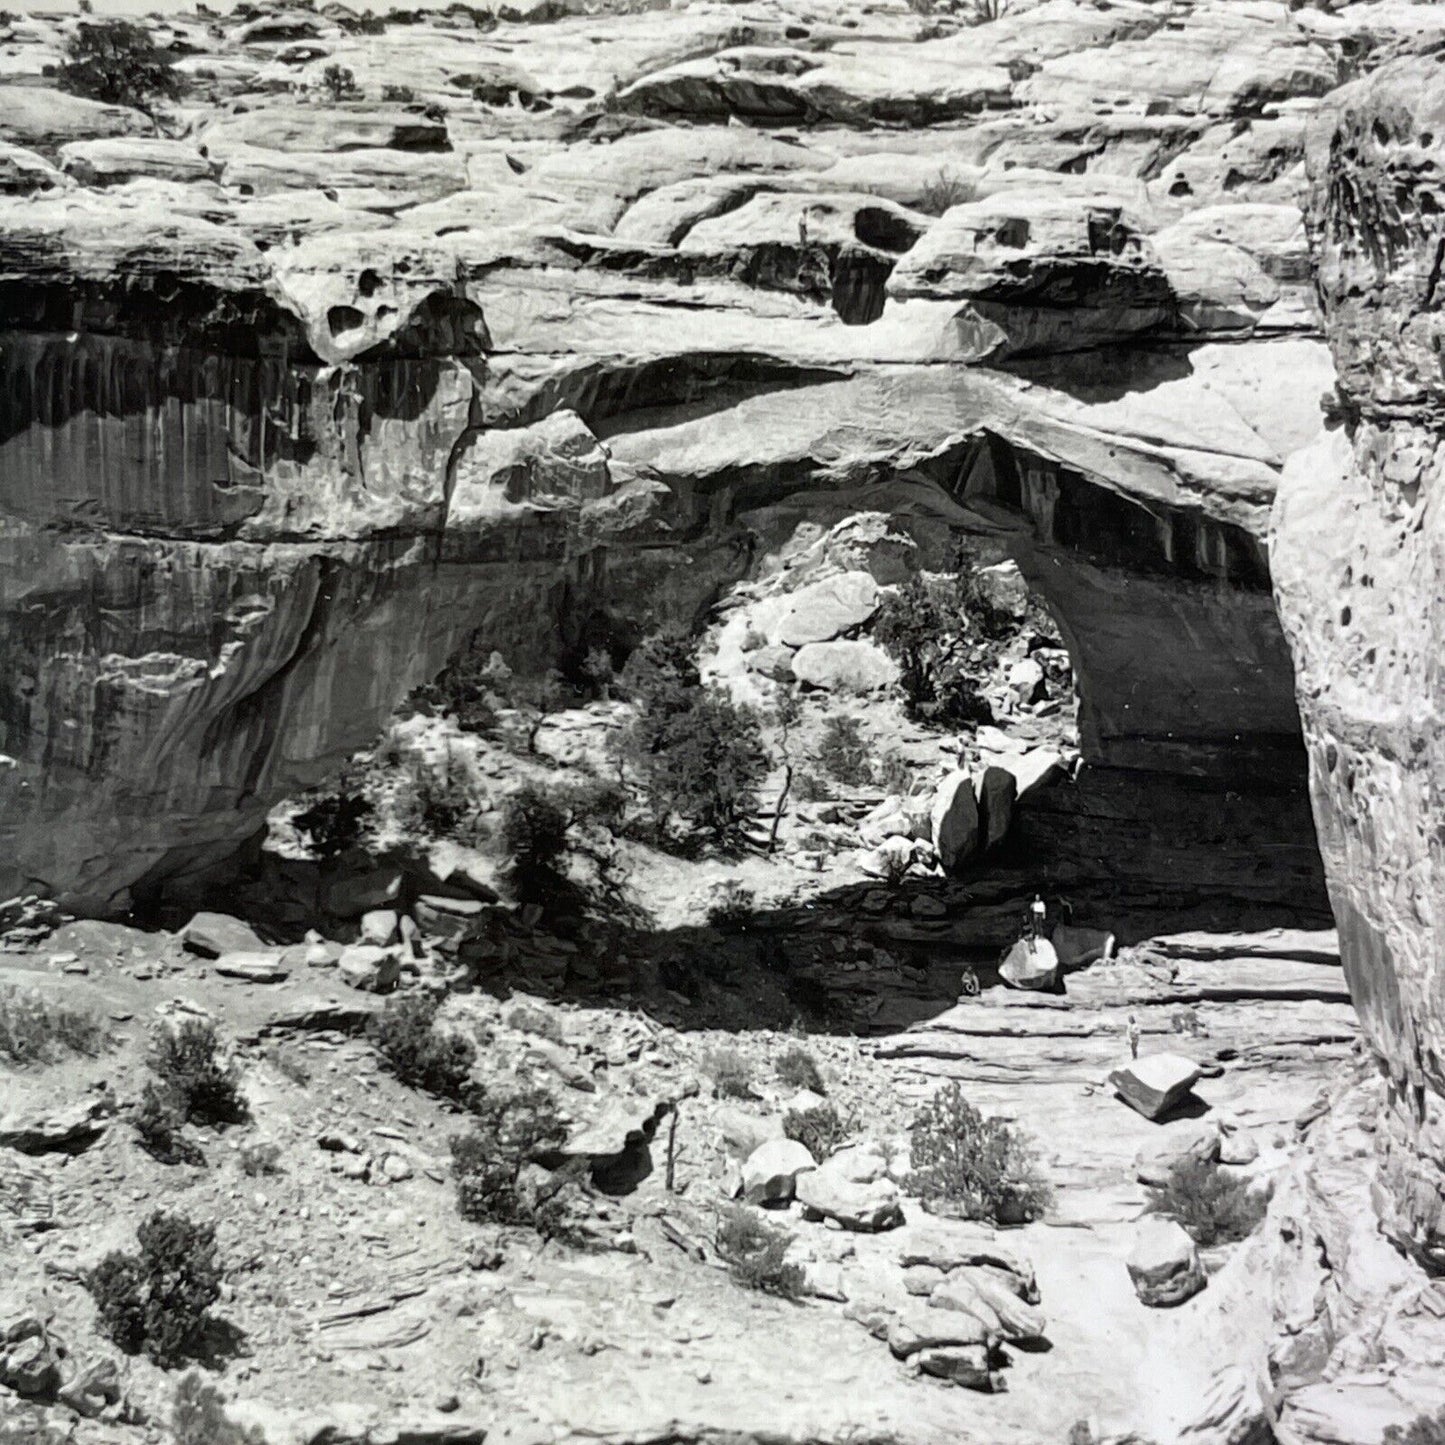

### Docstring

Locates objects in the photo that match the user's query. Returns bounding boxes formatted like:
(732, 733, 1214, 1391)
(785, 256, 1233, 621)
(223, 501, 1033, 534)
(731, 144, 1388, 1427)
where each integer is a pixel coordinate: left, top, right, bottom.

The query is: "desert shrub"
(707, 880, 756, 930)
(1385, 1406, 1445, 1445)
(369, 993, 475, 1100)
(450, 1085, 570, 1233)
(382, 82, 415, 101)
(909, 1082, 1051, 1224)
(873, 575, 994, 727)
(703, 1044, 754, 1099)
(793, 770, 832, 803)
(1144, 1158, 1267, 1248)
(775, 1044, 825, 1095)
(501, 783, 570, 902)
(320, 63, 360, 101)
(817, 716, 872, 788)
(174, 1373, 266, 1444)
(619, 686, 767, 850)
(715, 1207, 804, 1298)
(293, 772, 374, 859)
(784, 1102, 848, 1161)
(918, 168, 971, 215)
(617, 627, 699, 712)
(148, 1019, 249, 1128)
(352, 10, 386, 32)
(0, 985, 103, 1063)
(394, 751, 478, 841)
(132, 1079, 200, 1164)
(88, 1212, 222, 1368)
(57, 19, 186, 112)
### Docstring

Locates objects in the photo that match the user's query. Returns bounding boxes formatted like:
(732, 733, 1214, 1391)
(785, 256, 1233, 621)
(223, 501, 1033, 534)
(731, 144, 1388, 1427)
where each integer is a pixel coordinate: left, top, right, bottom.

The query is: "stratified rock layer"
(1272, 54, 1445, 1266)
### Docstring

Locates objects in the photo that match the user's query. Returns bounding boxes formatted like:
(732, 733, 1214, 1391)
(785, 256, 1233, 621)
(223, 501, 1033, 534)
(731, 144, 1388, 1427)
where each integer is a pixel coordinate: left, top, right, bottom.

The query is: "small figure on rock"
(1126, 1012, 1141, 1060)
(1024, 894, 1047, 952)
(959, 966, 980, 1000)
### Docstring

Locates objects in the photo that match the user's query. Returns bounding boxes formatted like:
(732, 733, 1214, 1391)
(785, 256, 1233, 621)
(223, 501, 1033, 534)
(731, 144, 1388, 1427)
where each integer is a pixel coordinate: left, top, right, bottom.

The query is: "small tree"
(620, 687, 766, 850)
(57, 19, 187, 113)
(173, 1375, 266, 1445)
(147, 1018, 249, 1128)
(873, 575, 994, 727)
(501, 783, 570, 903)
(784, 1101, 849, 1161)
(319, 63, 360, 101)
(293, 768, 374, 860)
(88, 1213, 222, 1367)
(909, 1082, 1051, 1224)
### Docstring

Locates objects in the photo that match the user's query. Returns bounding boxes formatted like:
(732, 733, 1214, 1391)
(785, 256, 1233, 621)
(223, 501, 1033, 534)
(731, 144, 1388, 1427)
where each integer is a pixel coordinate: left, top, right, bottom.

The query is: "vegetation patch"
(784, 1102, 849, 1161)
(1144, 1158, 1267, 1247)
(0, 985, 103, 1064)
(775, 1043, 826, 1095)
(89, 1212, 223, 1368)
(57, 19, 186, 112)
(450, 1085, 574, 1236)
(909, 1082, 1051, 1224)
(369, 993, 476, 1101)
(716, 1206, 805, 1298)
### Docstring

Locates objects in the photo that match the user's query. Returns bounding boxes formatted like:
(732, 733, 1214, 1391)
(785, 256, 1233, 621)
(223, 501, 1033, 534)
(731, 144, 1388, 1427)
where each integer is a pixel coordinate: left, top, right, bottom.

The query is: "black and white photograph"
(0, 0, 1442, 1440)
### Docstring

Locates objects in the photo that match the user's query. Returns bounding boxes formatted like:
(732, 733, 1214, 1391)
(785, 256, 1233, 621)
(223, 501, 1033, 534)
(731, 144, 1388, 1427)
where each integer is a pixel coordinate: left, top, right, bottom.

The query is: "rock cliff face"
(1272, 53, 1445, 1268)
(2, 0, 1427, 916)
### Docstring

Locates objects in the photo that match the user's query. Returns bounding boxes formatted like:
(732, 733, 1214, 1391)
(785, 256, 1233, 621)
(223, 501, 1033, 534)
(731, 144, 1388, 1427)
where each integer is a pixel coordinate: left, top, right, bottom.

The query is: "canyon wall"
(2, 0, 1409, 917)
(1272, 53, 1445, 1268)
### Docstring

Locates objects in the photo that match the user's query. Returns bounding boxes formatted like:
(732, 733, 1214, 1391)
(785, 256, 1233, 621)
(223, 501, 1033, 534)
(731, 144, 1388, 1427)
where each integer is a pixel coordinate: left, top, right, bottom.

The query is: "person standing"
(1126, 1013, 1141, 1060)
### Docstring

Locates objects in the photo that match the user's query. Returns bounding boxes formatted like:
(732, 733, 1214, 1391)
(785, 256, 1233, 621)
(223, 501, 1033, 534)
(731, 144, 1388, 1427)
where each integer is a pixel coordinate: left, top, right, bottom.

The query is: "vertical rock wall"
(1272, 56, 1445, 1267)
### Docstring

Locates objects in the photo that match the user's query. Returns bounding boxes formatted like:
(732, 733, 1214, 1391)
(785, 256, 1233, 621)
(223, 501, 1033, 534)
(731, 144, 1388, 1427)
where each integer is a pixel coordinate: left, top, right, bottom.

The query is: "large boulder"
(930, 772, 980, 872)
(1126, 1218, 1207, 1307)
(796, 1158, 903, 1232)
(1135, 1122, 1221, 1187)
(791, 639, 898, 693)
(776, 572, 879, 647)
(974, 766, 1016, 852)
(337, 945, 402, 994)
(998, 937, 1060, 992)
(180, 911, 264, 958)
(741, 1138, 816, 1204)
(1109, 1053, 1204, 1121)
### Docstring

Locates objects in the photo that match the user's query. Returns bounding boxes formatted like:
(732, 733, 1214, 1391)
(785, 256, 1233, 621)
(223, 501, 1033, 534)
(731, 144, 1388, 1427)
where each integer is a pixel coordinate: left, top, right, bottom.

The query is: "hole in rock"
(358, 268, 383, 298)
(327, 305, 367, 337)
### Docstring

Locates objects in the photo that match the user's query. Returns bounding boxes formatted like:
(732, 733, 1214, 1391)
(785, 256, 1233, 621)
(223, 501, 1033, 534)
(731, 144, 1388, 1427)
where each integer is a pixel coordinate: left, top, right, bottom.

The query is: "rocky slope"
(5, 0, 1430, 915)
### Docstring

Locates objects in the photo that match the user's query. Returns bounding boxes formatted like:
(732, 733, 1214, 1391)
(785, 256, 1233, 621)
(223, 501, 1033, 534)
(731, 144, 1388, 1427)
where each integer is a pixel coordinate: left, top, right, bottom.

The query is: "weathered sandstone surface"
(1273, 52, 1445, 1269)
(2, 0, 1390, 918)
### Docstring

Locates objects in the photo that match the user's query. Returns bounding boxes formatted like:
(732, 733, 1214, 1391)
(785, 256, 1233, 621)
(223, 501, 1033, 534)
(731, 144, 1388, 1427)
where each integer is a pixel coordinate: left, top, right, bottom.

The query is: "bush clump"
(715, 1207, 805, 1298)
(784, 1102, 848, 1161)
(57, 19, 186, 112)
(393, 751, 478, 842)
(619, 682, 767, 850)
(909, 1082, 1051, 1224)
(147, 1018, 249, 1128)
(817, 716, 872, 788)
(0, 985, 103, 1063)
(703, 1045, 754, 1099)
(1385, 1406, 1445, 1445)
(88, 1212, 222, 1368)
(775, 1043, 825, 1095)
(873, 575, 994, 727)
(293, 770, 374, 860)
(501, 783, 570, 903)
(319, 62, 360, 101)
(173, 1373, 266, 1445)
(450, 1085, 571, 1234)
(369, 993, 476, 1101)
(1144, 1158, 1267, 1248)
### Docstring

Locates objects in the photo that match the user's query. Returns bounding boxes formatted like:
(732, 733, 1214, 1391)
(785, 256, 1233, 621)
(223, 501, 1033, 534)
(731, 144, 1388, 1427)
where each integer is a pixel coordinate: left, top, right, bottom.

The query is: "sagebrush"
(88, 1212, 222, 1368)
(775, 1043, 825, 1095)
(1144, 1158, 1266, 1247)
(784, 1102, 849, 1161)
(173, 1373, 266, 1445)
(909, 1082, 1051, 1224)
(716, 1207, 805, 1298)
(369, 993, 476, 1100)
(703, 1045, 754, 1099)
(450, 1085, 572, 1235)
(817, 716, 873, 787)
(0, 985, 103, 1063)
(147, 1018, 249, 1128)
